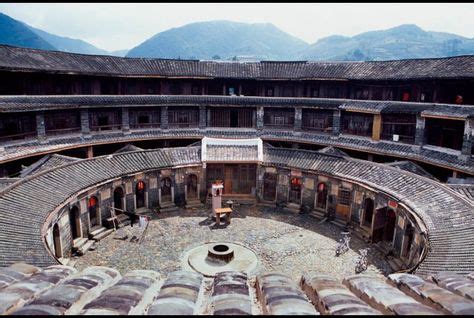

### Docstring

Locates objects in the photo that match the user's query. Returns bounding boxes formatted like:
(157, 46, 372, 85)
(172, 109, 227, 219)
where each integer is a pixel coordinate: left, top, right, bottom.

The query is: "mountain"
(298, 24, 474, 61)
(126, 20, 309, 60)
(0, 11, 112, 55)
(0, 12, 56, 50)
(26, 25, 109, 55)
(109, 49, 129, 57)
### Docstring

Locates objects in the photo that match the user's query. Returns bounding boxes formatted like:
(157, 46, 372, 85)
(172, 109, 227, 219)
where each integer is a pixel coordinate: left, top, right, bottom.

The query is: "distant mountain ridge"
(126, 20, 309, 60)
(0, 12, 126, 56)
(298, 24, 474, 61)
(0, 11, 473, 61)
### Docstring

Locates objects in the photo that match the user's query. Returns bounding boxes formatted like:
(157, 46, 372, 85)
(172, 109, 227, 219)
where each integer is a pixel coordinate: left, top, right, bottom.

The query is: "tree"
(232, 56, 238, 61)
(212, 55, 221, 60)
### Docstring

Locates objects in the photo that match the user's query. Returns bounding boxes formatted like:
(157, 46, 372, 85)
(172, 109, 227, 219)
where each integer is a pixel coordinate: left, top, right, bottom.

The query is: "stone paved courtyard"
(75, 204, 393, 281)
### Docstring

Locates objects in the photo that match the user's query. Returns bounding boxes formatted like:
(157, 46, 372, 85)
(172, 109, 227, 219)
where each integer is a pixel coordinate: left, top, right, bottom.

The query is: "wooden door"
(224, 166, 233, 194)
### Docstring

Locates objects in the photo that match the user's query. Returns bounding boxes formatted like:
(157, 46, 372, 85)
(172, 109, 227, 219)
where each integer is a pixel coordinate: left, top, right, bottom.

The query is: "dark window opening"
(425, 117, 464, 151)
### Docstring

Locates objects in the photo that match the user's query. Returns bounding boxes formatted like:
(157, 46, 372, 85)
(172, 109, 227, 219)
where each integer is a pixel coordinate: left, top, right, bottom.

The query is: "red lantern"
(137, 181, 145, 191)
(88, 197, 97, 208)
(318, 183, 325, 192)
(402, 92, 410, 101)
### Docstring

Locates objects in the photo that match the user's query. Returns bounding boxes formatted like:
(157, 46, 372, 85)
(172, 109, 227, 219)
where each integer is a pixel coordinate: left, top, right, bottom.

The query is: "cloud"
(0, 3, 472, 51)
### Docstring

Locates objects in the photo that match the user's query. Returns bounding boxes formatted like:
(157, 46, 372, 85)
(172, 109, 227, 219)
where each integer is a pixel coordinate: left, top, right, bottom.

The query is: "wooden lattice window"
(338, 188, 351, 206)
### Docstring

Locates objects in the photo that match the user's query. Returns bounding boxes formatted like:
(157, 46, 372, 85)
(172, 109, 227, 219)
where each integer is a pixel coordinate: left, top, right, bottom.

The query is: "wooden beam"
(372, 114, 382, 141)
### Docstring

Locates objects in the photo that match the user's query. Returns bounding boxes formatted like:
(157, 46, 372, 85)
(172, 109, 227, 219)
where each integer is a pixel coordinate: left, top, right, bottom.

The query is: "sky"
(0, 3, 473, 52)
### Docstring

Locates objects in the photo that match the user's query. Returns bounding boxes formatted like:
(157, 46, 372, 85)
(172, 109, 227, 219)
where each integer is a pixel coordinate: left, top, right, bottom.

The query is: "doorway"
(113, 187, 124, 212)
(88, 196, 99, 228)
(187, 174, 198, 199)
(69, 206, 81, 239)
(289, 177, 302, 204)
(136, 181, 146, 209)
(207, 164, 256, 195)
(161, 177, 172, 203)
(53, 223, 62, 258)
(263, 173, 277, 201)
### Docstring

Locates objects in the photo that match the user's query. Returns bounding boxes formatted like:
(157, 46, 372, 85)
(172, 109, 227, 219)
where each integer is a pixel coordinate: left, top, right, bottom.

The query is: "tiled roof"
(263, 147, 474, 276)
(0, 147, 201, 267)
(0, 95, 472, 120)
(206, 144, 259, 162)
(0, 146, 472, 276)
(0, 178, 20, 190)
(0, 263, 473, 315)
(385, 161, 438, 181)
(0, 44, 473, 80)
(0, 128, 471, 174)
(113, 144, 144, 154)
(19, 154, 80, 177)
(317, 146, 348, 157)
(446, 184, 474, 202)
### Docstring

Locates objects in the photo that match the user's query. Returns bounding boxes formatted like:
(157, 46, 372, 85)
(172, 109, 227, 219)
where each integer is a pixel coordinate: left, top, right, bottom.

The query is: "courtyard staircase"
(89, 226, 114, 242)
(284, 202, 301, 214)
(159, 201, 179, 213)
(185, 198, 204, 209)
(72, 237, 95, 256)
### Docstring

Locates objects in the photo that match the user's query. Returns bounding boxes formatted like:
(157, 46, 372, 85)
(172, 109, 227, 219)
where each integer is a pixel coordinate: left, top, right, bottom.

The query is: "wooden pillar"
(452, 170, 458, 179)
(256, 106, 264, 130)
(238, 84, 242, 96)
(222, 84, 226, 95)
(461, 118, 473, 156)
(161, 106, 168, 129)
(294, 107, 302, 131)
(36, 111, 47, 143)
(80, 109, 91, 138)
(414, 115, 426, 147)
(372, 114, 382, 141)
(122, 107, 130, 135)
(86, 146, 93, 159)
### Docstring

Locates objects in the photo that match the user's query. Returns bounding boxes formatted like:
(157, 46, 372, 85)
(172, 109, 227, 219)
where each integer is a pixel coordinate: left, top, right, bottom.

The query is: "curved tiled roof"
(0, 127, 471, 175)
(0, 147, 201, 267)
(0, 44, 473, 80)
(0, 263, 473, 315)
(0, 95, 472, 121)
(263, 148, 474, 276)
(0, 146, 472, 276)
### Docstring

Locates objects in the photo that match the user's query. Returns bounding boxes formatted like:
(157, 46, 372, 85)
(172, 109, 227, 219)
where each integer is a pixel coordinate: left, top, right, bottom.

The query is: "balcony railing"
(0, 131, 37, 142)
(90, 124, 122, 132)
(45, 127, 81, 136)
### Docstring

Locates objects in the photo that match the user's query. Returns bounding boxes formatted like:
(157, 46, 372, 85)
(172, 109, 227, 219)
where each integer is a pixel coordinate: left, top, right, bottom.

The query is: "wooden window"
(0, 113, 37, 141)
(282, 85, 294, 97)
(341, 111, 373, 137)
(265, 86, 274, 97)
(45, 110, 81, 135)
(210, 108, 254, 128)
(381, 114, 416, 144)
(264, 108, 294, 128)
(338, 189, 351, 206)
(168, 107, 199, 128)
(130, 108, 160, 129)
(302, 109, 333, 132)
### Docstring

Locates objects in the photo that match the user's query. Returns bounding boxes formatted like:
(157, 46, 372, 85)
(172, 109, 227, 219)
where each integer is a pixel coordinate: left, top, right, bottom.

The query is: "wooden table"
(215, 207, 232, 225)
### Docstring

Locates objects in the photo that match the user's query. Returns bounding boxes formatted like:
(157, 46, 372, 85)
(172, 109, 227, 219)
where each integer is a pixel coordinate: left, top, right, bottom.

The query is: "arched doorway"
(113, 187, 124, 213)
(402, 223, 414, 258)
(136, 181, 146, 209)
(69, 206, 81, 239)
(161, 177, 172, 203)
(53, 223, 62, 258)
(263, 173, 277, 201)
(316, 182, 328, 210)
(88, 196, 99, 228)
(362, 198, 374, 227)
(289, 177, 302, 204)
(384, 209, 397, 242)
(187, 174, 198, 199)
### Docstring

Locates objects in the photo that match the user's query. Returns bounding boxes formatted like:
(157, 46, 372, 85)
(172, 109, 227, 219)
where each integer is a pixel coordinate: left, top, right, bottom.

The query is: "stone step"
(387, 257, 404, 272)
(160, 205, 179, 213)
(186, 199, 204, 209)
(330, 218, 348, 229)
(72, 237, 88, 250)
(89, 226, 107, 238)
(77, 240, 95, 256)
(311, 209, 326, 220)
(92, 228, 114, 242)
(58, 257, 70, 265)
